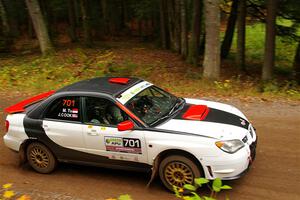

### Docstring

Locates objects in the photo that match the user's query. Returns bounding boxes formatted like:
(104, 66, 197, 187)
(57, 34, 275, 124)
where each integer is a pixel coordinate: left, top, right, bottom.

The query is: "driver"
(135, 95, 153, 116)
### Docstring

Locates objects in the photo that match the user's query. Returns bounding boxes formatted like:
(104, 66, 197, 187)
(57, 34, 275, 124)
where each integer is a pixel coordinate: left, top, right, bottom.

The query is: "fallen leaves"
(2, 184, 12, 189)
(3, 190, 15, 198)
(16, 195, 31, 200)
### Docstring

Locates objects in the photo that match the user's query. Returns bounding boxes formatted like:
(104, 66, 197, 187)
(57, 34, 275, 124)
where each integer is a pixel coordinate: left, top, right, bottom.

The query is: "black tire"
(26, 142, 57, 174)
(159, 155, 201, 192)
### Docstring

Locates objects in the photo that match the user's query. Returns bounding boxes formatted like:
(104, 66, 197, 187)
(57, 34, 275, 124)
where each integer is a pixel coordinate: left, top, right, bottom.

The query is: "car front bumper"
(201, 138, 257, 180)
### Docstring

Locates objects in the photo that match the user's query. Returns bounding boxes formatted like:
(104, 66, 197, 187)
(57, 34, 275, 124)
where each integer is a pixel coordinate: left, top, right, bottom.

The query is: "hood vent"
(182, 105, 210, 121)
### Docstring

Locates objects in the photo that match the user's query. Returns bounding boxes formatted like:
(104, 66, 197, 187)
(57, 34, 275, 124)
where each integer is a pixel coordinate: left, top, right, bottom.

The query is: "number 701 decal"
(105, 137, 142, 154)
(123, 138, 141, 148)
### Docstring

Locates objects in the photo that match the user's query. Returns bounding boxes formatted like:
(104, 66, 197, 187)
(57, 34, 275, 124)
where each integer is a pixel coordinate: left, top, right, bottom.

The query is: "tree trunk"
(3, 0, 19, 37)
(0, 0, 9, 35)
(39, 0, 53, 38)
(0, 0, 13, 51)
(167, 0, 175, 50)
(221, 0, 238, 59)
(68, 0, 77, 42)
(203, 0, 220, 79)
(25, 0, 54, 55)
(236, 0, 246, 70)
(159, 0, 167, 49)
(101, 0, 110, 34)
(80, 0, 92, 47)
(262, 0, 278, 81)
(293, 41, 300, 83)
(180, 0, 187, 58)
(120, 0, 127, 31)
(187, 0, 202, 65)
(174, 0, 181, 53)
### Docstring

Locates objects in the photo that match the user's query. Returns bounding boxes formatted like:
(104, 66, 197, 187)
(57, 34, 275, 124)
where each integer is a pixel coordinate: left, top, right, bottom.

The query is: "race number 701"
(123, 138, 141, 148)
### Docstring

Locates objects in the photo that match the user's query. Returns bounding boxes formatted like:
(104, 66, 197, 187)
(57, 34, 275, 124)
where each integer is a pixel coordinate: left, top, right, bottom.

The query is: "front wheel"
(159, 155, 201, 192)
(26, 142, 57, 174)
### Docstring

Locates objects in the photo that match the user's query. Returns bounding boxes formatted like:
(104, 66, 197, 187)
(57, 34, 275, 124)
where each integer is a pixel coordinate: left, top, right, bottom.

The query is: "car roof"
(56, 77, 142, 96)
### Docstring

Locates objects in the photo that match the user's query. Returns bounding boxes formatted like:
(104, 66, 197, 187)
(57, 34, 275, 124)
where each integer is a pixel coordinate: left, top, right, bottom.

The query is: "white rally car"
(3, 77, 257, 191)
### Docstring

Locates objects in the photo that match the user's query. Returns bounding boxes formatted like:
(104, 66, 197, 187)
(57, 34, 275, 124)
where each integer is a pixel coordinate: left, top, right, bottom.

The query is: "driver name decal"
(105, 136, 142, 154)
(58, 108, 78, 118)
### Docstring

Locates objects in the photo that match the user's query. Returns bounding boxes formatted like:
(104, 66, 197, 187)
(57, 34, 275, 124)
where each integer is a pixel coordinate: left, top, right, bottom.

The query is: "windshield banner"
(117, 81, 152, 104)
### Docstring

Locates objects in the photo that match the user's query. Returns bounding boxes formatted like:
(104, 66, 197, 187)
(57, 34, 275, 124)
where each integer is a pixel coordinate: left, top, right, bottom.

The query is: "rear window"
(44, 96, 81, 122)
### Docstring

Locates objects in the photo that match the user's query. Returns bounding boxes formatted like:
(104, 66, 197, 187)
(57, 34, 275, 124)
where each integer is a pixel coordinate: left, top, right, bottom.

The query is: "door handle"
(87, 130, 99, 136)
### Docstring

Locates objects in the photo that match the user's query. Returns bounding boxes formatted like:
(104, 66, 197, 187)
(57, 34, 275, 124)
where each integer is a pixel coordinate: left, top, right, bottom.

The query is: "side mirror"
(117, 120, 134, 131)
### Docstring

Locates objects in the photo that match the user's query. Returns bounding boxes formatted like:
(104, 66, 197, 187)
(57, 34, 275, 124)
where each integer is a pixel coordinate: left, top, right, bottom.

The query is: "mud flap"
(18, 142, 27, 166)
(146, 156, 160, 188)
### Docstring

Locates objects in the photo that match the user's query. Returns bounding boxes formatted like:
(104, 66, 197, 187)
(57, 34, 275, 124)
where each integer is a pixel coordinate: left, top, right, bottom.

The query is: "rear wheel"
(26, 142, 57, 174)
(159, 155, 201, 192)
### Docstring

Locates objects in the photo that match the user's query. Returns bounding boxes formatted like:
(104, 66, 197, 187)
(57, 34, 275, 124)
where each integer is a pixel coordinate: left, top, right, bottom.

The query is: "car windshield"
(125, 86, 184, 126)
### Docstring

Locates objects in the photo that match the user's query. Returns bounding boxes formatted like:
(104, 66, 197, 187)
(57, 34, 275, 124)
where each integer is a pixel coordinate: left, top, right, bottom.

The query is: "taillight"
(5, 120, 9, 133)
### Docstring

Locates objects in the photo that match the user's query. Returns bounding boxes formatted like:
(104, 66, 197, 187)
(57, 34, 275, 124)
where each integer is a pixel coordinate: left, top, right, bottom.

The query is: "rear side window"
(44, 96, 81, 122)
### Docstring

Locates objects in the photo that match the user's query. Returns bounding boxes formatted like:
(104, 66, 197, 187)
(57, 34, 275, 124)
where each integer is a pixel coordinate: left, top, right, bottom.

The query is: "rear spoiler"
(5, 90, 55, 114)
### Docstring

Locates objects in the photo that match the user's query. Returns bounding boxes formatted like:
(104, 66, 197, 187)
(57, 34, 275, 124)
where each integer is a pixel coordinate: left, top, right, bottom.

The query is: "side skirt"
(58, 158, 152, 173)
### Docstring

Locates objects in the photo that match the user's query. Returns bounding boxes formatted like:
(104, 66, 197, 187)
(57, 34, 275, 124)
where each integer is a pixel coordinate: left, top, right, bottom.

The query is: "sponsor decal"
(117, 81, 152, 104)
(104, 136, 142, 154)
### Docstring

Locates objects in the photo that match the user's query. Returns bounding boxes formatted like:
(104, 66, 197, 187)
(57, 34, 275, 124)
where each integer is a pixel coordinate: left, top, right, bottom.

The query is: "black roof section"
(56, 77, 142, 96)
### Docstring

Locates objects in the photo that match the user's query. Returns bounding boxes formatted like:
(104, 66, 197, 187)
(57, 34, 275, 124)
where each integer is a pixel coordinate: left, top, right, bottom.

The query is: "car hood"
(155, 98, 250, 140)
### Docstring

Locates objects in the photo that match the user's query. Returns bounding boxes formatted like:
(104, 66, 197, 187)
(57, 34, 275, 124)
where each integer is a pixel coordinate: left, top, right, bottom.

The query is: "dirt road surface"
(0, 94, 299, 200)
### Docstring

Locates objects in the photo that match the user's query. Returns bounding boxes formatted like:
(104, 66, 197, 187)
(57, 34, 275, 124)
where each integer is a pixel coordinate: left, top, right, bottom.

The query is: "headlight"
(215, 139, 245, 153)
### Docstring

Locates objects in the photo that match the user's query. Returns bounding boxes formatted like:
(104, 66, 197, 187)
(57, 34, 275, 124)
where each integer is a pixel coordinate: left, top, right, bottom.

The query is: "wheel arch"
(19, 139, 57, 164)
(155, 149, 204, 175)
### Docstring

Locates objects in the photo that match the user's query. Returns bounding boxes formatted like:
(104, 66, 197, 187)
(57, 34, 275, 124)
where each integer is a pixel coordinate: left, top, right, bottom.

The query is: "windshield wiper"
(150, 98, 185, 126)
(168, 97, 185, 116)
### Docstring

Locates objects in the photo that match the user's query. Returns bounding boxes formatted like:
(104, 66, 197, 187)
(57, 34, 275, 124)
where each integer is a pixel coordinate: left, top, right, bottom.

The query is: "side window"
(84, 97, 128, 126)
(45, 96, 81, 122)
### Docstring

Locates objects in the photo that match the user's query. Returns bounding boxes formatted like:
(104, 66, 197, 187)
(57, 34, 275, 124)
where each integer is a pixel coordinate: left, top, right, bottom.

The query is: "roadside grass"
(0, 23, 299, 101)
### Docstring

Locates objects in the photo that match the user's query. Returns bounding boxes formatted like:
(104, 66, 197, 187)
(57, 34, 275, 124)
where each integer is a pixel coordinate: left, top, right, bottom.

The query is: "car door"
(82, 96, 148, 164)
(43, 96, 85, 152)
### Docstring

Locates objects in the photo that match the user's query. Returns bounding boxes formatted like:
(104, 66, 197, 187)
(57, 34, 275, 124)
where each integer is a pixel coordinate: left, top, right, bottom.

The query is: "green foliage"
(212, 179, 222, 193)
(184, 184, 197, 191)
(194, 178, 209, 187)
(174, 178, 232, 200)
